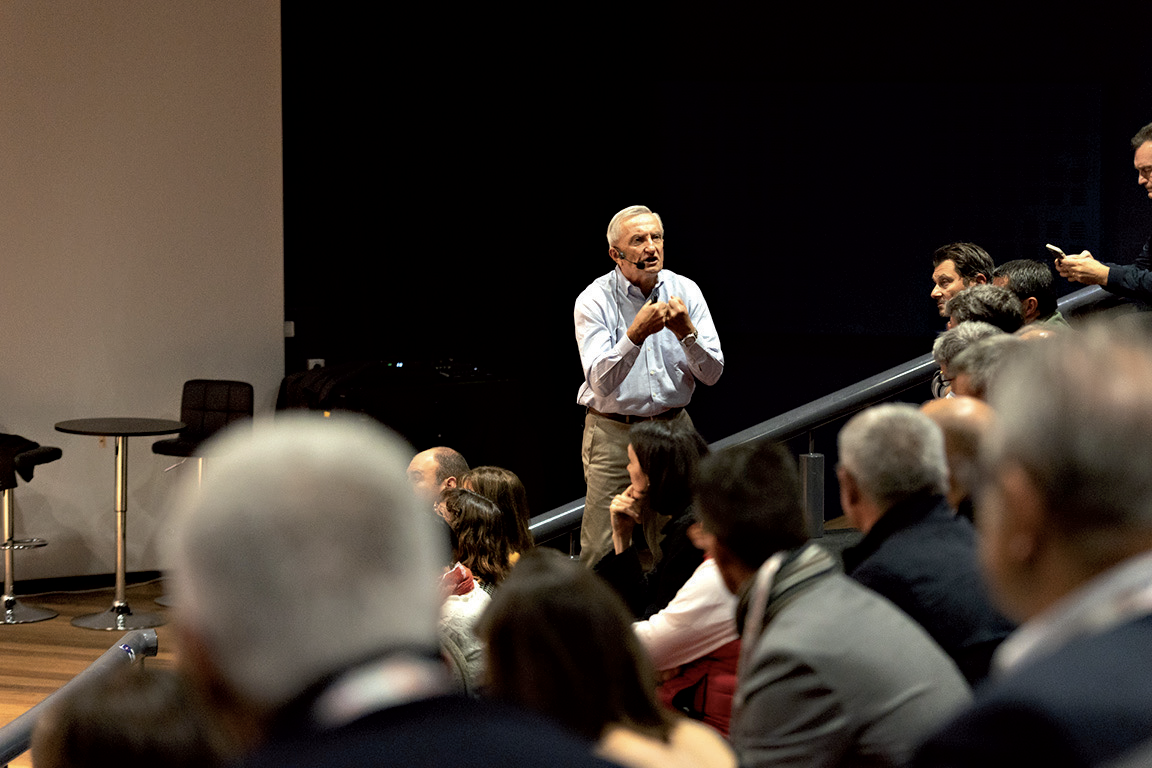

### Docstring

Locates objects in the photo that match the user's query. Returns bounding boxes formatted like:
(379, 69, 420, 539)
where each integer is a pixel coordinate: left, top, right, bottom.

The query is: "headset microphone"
(614, 249, 651, 270)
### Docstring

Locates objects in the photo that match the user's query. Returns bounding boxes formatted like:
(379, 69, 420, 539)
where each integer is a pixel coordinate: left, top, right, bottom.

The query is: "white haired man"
(837, 403, 1014, 686)
(574, 204, 724, 565)
(913, 322, 1152, 767)
(165, 414, 613, 767)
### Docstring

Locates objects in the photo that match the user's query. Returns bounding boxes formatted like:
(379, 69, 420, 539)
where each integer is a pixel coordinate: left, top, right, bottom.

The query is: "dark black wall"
(282, 24, 1152, 517)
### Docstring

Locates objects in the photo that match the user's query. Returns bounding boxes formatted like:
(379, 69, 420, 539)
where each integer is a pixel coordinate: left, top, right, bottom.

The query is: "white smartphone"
(1045, 243, 1066, 262)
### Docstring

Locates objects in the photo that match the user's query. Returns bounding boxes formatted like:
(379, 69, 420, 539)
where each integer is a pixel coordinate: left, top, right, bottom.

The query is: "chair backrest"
(179, 380, 255, 442)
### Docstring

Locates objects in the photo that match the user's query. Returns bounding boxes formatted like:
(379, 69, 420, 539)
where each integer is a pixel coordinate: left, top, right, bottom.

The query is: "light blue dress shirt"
(574, 267, 724, 416)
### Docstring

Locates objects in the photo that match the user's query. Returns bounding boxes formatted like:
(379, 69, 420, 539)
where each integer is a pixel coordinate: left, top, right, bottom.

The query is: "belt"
(587, 406, 684, 425)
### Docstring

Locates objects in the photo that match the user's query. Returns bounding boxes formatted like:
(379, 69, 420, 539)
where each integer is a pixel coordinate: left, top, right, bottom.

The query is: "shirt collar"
(994, 549, 1152, 674)
(616, 265, 663, 302)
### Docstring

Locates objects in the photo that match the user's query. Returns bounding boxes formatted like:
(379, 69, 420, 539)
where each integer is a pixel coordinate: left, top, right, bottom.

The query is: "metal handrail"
(529, 285, 1117, 544)
(0, 629, 158, 766)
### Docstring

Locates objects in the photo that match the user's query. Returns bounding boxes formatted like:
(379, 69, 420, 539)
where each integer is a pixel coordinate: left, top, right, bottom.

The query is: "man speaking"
(574, 205, 724, 565)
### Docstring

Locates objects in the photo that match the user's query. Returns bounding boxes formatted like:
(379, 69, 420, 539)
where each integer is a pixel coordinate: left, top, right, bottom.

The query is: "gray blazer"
(732, 553, 971, 768)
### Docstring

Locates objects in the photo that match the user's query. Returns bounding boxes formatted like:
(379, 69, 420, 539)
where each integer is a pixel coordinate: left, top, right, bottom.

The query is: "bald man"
(921, 396, 995, 522)
(406, 446, 469, 507)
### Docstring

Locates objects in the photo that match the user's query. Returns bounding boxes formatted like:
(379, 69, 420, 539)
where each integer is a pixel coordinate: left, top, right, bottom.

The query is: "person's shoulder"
(667, 718, 738, 766)
(242, 695, 614, 767)
(989, 613, 1152, 701)
(600, 720, 736, 768)
(575, 271, 617, 308)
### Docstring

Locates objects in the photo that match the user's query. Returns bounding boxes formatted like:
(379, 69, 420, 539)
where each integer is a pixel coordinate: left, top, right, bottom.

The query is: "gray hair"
(945, 284, 1024, 333)
(933, 321, 1003, 369)
(1132, 121, 1152, 149)
(838, 403, 948, 510)
(950, 335, 1025, 400)
(606, 205, 664, 248)
(985, 321, 1152, 562)
(164, 414, 445, 709)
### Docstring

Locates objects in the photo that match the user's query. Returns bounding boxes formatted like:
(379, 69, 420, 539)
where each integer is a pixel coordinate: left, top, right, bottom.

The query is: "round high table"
(55, 417, 184, 630)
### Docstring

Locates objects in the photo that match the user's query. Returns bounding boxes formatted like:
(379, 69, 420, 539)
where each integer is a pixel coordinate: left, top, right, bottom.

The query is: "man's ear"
(1023, 296, 1039, 319)
(972, 273, 989, 286)
(837, 466, 862, 516)
(172, 622, 268, 753)
(443, 476, 458, 491)
(995, 463, 1046, 566)
(609, 246, 621, 264)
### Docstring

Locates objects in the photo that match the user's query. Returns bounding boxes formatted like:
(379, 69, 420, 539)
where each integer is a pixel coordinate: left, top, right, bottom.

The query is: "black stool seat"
(0, 435, 63, 624)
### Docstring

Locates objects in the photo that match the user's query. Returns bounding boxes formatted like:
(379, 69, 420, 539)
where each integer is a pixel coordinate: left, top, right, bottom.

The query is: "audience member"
(437, 559, 490, 696)
(440, 487, 515, 593)
(913, 322, 1152, 767)
(694, 439, 970, 768)
(931, 242, 995, 320)
(460, 465, 535, 557)
(948, 334, 1025, 401)
(632, 519, 740, 736)
(1055, 121, 1152, 301)
(992, 258, 1068, 327)
(436, 487, 517, 695)
(31, 665, 226, 768)
(944, 284, 1025, 333)
(479, 547, 737, 768)
(575, 204, 724, 566)
(406, 445, 469, 506)
(931, 321, 1003, 398)
(595, 419, 710, 618)
(920, 395, 996, 521)
(1016, 324, 1064, 341)
(837, 403, 1014, 686)
(164, 414, 612, 767)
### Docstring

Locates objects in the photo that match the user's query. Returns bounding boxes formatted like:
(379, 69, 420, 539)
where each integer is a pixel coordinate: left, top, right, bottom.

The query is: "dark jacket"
(594, 509, 702, 619)
(913, 613, 1152, 768)
(842, 492, 1015, 686)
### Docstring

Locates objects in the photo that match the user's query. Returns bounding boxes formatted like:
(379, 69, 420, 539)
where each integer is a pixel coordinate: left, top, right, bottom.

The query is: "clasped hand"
(627, 296, 695, 345)
(609, 484, 646, 554)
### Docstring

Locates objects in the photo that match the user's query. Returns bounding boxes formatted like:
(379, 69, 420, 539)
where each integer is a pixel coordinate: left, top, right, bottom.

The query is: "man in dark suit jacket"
(837, 402, 1014, 686)
(913, 322, 1152, 768)
(163, 415, 612, 767)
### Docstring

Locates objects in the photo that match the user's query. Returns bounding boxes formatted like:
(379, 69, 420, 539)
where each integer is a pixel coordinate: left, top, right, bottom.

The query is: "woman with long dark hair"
(460, 465, 534, 558)
(439, 487, 515, 592)
(436, 488, 516, 694)
(594, 418, 709, 619)
(479, 548, 735, 768)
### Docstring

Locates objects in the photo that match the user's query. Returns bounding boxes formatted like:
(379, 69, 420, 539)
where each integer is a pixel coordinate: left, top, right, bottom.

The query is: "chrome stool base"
(2, 595, 57, 624)
(72, 601, 165, 631)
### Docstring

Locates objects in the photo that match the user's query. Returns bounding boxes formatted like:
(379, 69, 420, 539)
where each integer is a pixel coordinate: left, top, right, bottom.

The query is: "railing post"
(800, 431, 824, 538)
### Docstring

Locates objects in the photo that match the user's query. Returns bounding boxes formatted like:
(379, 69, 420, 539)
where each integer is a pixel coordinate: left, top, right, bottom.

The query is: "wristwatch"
(681, 332, 698, 348)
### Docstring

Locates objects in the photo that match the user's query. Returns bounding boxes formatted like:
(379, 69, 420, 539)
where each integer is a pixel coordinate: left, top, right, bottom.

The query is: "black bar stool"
(0, 436, 63, 624)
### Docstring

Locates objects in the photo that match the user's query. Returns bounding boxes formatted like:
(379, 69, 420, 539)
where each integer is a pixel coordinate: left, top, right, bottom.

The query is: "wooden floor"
(0, 578, 178, 768)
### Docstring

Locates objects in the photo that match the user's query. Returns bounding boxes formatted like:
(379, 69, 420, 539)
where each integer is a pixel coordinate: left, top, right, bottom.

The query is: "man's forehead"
(621, 214, 662, 236)
(1135, 141, 1152, 167)
(407, 451, 438, 475)
(933, 260, 960, 280)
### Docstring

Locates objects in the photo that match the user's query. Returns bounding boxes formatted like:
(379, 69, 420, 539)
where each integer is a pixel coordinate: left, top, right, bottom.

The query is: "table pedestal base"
(72, 600, 165, 631)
